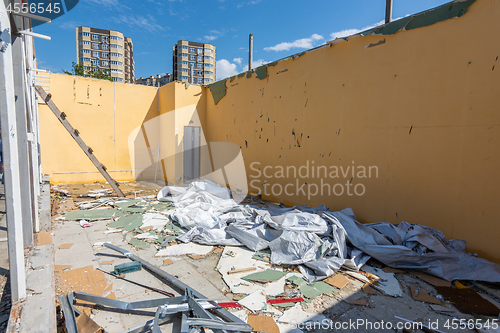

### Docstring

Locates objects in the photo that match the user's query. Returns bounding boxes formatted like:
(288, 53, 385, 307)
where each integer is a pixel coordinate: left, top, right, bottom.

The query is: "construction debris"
(50, 181, 500, 332)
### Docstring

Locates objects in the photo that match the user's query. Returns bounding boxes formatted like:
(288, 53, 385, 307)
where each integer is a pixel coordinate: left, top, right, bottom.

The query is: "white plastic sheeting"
(157, 180, 500, 283)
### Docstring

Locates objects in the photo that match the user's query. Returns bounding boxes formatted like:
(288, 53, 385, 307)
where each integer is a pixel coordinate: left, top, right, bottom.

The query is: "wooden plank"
(227, 267, 256, 275)
(34, 86, 125, 197)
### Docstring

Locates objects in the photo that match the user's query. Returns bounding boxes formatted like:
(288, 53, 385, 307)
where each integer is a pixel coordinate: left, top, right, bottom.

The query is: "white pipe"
(0, 1, 27, 302)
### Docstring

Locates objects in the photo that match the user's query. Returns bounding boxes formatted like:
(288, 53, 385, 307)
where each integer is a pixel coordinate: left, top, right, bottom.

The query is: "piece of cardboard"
(54, 265, 72, 273)
(362, 284, 378, 295)
(409, 271, 451, 287)
(163, 259, 174, 265)
(75, 312, 104, 333)
(349, 297, 368, 306)
(59, 243, 74, 249)
(56, 265, 108, 295)
(187, 254, 206, 260)
(248, 314, 279, 333)
(324, 274, 349, 289)
(100, 261, 114, 265)
(410, 286, 441, 304)
(36, 232, 52, 246)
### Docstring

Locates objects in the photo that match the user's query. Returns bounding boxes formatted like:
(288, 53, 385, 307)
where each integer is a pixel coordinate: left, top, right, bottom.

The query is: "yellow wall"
(39, 74, 159, 183)
(40, 0, 500, 262)
(204, 0, 500, 262)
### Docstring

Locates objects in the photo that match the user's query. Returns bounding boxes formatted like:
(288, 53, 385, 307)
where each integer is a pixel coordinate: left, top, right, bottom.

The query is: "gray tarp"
(330, 208, 500, 283)
(158, 180, 500, 283)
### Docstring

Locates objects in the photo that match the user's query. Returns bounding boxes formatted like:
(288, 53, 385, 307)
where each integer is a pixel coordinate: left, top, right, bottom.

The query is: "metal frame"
(103, 243, 251, 328)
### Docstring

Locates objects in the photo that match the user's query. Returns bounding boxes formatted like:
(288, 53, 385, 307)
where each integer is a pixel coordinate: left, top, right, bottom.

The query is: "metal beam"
(385, 0, 393, 24)
(18, 30, 51, 41)
(0, 0, 27, 302)
(12, 11, 51, 23)
(103, 243, 247, 325)
(35, 86, 125, 197)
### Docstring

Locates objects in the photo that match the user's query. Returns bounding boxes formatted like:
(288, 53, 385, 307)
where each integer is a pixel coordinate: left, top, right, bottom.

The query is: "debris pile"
(54, 180, 500, 332)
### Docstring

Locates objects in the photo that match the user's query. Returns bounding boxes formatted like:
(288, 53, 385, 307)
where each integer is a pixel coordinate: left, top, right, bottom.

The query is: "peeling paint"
(369, 0, 475, 36)
(237, 73, 246, 78)
(365, 39, 386, 49)
(208, 79, 227, 105)
(406, 0, 475, 30)
(255, 65, 267, 80)
(246, 71, 253, 79)
(185, 82, 190, 89)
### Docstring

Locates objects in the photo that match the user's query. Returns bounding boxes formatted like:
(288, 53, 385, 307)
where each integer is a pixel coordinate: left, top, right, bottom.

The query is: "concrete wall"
(39, 74, 159, 183)
(204, 0, 500, 262)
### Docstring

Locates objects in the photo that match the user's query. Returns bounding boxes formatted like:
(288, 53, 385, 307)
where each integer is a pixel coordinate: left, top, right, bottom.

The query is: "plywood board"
(324, 274, 349, 289)
(248, 314, 279, 333)
(59, 243, 73, 249)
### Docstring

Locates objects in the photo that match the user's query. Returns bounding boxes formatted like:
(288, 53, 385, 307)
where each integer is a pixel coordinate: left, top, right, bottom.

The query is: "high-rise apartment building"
(136, 74, 173, 87)
(172, 41, 216, 84)
(76, 26, 135, 83)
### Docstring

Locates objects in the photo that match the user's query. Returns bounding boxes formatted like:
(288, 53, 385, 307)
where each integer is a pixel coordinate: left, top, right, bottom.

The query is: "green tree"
(63, 62, 113, 82)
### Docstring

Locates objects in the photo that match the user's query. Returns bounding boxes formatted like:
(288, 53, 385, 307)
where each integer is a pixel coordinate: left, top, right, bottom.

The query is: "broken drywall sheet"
(277, 323, 304, 333)
(155, 243, 213, 256)
(216, 246, 270, 294)
(242, 269, 287, 283)
(362, 265, 403, 297)
(239, 289, 267, 312)
(108, 214, 143, 231)
(277, 303, 327, 326)
(265, 273, 302, 297)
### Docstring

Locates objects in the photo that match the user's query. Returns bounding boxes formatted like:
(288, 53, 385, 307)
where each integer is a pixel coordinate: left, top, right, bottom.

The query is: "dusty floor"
(48, 181, 500, 333)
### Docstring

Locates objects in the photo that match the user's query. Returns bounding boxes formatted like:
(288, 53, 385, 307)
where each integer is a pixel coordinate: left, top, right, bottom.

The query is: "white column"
(0, 0, 27, 302)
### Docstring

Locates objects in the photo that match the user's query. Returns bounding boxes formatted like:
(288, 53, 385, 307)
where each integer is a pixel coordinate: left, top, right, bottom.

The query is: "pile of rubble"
(52, 180, 500, 333)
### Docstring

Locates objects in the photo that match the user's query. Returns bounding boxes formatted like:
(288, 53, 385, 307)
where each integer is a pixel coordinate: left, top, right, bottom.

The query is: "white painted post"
(0, 0, 27, 302)
(11, 10, 34, 248)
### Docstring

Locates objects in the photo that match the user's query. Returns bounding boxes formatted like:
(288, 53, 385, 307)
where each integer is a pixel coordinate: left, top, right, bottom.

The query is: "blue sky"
(33, 0, 451, 82)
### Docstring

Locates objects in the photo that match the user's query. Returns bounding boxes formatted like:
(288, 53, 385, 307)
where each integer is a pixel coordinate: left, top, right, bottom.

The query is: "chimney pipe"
(249, 34, 253, 71)
(385, 0, 393, 24)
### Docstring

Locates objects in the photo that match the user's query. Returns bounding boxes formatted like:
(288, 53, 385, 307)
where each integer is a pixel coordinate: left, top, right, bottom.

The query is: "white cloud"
(329, 20, 385, 40)
(242, 59, 267, 72)
(204, 35, 218, 41)
(264, 34, 324, 52)
(216, 58, 269, 81)
(216, 59, 239, 81)
(59, 21, 79, 30)
(204, 29, 226, 42)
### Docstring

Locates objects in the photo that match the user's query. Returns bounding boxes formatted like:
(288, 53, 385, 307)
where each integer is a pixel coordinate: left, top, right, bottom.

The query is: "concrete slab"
(18, 245, 56, 333)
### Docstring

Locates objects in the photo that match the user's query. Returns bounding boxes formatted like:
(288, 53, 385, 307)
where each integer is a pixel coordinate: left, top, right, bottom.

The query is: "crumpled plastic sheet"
(331, 208, 500, 283)
(158, 180, 500, 283)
